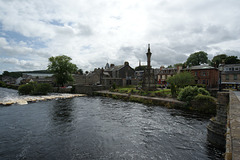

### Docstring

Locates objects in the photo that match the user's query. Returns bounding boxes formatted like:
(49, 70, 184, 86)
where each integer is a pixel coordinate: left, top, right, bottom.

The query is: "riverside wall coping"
(225, 91, 240, 160)
(94, 90, 185, 106)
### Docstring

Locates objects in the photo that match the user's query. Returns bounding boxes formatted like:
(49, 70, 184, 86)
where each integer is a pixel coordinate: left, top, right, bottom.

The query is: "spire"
(139, 60, 141, 66)
(146, 43, 152, 68)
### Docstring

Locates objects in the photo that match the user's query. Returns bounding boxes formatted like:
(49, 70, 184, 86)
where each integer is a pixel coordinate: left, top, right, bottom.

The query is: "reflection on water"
(0, 88, 224, 160)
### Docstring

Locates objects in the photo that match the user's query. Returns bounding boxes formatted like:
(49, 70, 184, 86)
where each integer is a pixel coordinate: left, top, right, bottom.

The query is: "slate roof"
(183, 64, 216, 70)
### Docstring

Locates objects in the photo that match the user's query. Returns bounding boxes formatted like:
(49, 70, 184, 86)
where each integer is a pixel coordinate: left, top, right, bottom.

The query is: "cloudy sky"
(0, 0, 240, 73)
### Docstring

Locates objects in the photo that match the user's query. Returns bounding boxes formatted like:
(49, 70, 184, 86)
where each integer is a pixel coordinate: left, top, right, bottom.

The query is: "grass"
(111, 86, 171, 97)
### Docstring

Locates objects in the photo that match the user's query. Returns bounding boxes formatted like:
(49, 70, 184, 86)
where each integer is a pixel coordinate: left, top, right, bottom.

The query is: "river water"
(0, 88, 223, 160)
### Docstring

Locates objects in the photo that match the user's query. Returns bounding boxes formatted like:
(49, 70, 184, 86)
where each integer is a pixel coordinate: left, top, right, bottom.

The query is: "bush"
(177, 86, 210, 103)
(32, 83, 52, 95)
(177, 86, 199, 102)
(0, 81, 6, 87)
(18, 84, 35, 95)
(18, 83, 52, 95)
(192, 94, 216, 114)
(198, 87, 210, 96)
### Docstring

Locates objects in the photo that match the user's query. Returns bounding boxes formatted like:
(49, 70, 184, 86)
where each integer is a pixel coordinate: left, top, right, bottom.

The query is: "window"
(234, 74, 237, 80)
(195, 72, 198, 76)
(235, 67, 239, 71)
(202, 71, 206, 76)
(202, 80, 205, 84)
(229, 68, 232, 71)
(226, 75, 229, 80)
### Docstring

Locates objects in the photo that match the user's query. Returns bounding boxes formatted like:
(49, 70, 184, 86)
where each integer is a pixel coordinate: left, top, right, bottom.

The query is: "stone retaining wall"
(225, 91, 240, 160)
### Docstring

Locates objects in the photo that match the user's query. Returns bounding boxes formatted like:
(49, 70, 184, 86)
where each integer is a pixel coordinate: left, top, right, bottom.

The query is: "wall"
(225, 91, 240, 160)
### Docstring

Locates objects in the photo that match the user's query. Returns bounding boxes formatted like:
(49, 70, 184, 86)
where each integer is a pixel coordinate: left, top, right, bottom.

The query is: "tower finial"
(148, 44, 150, 51)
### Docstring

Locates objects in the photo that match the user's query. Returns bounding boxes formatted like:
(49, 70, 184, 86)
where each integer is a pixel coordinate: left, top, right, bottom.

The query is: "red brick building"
(183, 64, 219, 88)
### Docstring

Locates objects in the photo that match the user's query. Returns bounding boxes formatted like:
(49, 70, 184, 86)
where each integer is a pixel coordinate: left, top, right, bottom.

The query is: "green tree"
(77, 69, 83, 75)
(225, 56, 240, 64)
(186, 51, 208, 67)
(135, 65, 147, 71)
(167, 72, 195, 88)
(211, 54, 227, 67)
(48, 55, 78, 87)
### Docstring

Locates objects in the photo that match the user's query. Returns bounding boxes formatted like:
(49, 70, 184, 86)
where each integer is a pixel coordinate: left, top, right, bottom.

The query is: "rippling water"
(0, 88, 224, 159)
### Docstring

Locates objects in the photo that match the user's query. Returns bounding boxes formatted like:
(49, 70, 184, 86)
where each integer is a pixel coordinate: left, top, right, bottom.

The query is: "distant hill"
(1, 70, 52, 78)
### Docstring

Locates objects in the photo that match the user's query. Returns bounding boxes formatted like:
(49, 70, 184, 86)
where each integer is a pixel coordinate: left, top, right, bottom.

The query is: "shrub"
(192, 94, 216, 114)
(198, 87, 210, 96)
(177, 86, 210, 103)
(32, 83, 52, 95)
(18, 83, 52, 95)
(177, 86, 199, 103)
(0, 81, 6, 87)
(18, 84, 35, 95)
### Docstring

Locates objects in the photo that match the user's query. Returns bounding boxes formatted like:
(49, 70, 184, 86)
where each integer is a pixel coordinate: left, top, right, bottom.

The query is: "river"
(0, 88, 223, 159)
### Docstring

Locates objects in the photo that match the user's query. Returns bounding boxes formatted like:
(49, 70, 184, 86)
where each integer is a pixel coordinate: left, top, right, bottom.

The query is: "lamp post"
(218, 64, 223, 91)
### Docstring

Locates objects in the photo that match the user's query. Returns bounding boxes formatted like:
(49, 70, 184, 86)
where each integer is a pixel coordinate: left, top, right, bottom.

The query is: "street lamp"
(218, 64, 224, 91)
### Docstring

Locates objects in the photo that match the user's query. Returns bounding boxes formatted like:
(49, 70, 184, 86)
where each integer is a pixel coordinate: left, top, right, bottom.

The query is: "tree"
(135, 65, 147, 71)
(225, 56, 240, 64)
(77, 69, 83, 75)
(211, 54, 227, 67)
(186, 51, 208, 67)
(48, 55, 78, 87)
(167, 72, 195, 88)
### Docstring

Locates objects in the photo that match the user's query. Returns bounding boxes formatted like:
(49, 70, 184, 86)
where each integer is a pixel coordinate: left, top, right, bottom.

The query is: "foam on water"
(0, 88, 86, 105)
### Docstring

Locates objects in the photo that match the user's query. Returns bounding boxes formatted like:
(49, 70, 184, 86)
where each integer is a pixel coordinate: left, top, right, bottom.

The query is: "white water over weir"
(0, 90, 86, 106)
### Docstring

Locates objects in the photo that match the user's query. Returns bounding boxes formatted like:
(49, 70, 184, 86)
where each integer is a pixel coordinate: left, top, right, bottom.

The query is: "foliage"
(48, 55, 78, 87)
(167, 72, 195, 88)
(112, 83, 117, 90)
(18, 83, 35, 95)
(77, 69, 83, 75)
(18, 82, 52, 95)
(2, 71, 22, 78)
(177, 86, 210, 104)
(186, 51, 208, 67)
(211, 54, 227, 67)
(225, 55, 240, 64)
(0, 81, 6, 87)
(192, 94, 216, 114)
(170, 84, 177, 98)
(135, 65, 147, 71)
(32, 83, 52, 95)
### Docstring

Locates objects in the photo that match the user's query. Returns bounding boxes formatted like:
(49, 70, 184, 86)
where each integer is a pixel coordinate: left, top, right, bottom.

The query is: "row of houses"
(1, 63, 240, 89)
(158, 63, 240, 89)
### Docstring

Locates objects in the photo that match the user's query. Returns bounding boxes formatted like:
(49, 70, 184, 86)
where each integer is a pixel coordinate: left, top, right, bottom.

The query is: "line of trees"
(167, 51, 240, 69)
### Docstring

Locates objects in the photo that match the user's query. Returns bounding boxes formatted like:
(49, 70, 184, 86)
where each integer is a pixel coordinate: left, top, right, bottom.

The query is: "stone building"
(220, 64, 240, 89)
(183, 64, 219, 88)
(157, 66, 182, 85)
(73, 68, 102, 86)
(101, 61, 136, 86)
(142, 44, 156, 90)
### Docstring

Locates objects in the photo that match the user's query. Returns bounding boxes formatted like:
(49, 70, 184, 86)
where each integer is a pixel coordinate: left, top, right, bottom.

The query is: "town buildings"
(157, 66, 182, 86)
(220, 64, 240, 89)
(101, 61, 137, 86)
(183, 64, 219, 88)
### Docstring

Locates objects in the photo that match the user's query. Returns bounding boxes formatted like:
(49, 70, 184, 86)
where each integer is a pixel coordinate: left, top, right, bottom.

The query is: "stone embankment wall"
(94, 90, 185, 108)
(225, 91, 240, 160)
(207, 92, 229, 149)
(75, 85, 107, 95)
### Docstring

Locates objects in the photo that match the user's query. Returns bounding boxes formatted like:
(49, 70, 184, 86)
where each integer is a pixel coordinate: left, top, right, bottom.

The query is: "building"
(183, 64, 219, 88)
(157, 66, 182, 85)
(22, 73, 54, 84)
(221, 64, 240, 89)
(101, 61, 136, 86)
